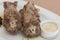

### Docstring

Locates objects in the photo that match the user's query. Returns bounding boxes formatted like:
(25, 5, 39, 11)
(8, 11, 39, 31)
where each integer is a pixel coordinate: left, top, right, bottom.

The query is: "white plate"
(0, 0, 60, 40)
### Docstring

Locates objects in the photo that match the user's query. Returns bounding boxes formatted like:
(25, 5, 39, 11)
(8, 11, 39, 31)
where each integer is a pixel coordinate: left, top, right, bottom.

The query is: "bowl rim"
(40, 20, 59, 33)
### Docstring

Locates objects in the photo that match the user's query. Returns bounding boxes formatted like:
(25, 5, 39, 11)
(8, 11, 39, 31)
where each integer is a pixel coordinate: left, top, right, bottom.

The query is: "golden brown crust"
(3, 1, 21, 33)
(20, 2, 41, 37)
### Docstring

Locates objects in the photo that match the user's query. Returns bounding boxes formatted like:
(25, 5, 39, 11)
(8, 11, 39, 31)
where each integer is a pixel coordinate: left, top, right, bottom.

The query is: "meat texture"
(20, 2, 41, 37)
(3, 1, 21, 33)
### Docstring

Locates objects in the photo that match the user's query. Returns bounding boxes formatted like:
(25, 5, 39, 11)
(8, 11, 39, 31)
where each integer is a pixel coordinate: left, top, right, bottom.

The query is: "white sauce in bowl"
(42, 22, 58, 32)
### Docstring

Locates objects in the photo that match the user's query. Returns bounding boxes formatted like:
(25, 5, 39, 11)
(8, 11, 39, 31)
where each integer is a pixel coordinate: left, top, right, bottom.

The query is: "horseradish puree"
(42, 22, 58, 32)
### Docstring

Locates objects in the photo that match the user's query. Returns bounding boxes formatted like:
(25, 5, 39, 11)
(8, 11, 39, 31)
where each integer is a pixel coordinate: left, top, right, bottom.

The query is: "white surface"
(0, 0, 60, 40)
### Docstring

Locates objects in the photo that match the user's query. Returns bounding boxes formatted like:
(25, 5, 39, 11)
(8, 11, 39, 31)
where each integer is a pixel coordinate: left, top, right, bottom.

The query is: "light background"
(26, 0, 60, 16)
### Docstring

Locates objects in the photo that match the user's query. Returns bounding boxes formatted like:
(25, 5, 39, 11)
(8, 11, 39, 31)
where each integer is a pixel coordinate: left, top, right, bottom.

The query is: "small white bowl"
(40, 20, 59, 39)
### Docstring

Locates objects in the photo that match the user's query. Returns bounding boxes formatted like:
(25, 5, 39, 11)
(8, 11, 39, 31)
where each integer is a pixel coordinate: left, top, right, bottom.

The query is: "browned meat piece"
(20, 2, 41, 37)
(3, 1, 21, 33)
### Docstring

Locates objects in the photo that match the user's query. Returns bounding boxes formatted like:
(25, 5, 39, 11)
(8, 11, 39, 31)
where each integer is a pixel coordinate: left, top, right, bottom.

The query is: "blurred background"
(26, 0, 60, 16)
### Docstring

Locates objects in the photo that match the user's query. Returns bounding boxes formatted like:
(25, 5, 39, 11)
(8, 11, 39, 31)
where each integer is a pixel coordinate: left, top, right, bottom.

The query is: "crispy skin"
(3, 1, 21, 33)
(20, 2, 41, 37)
